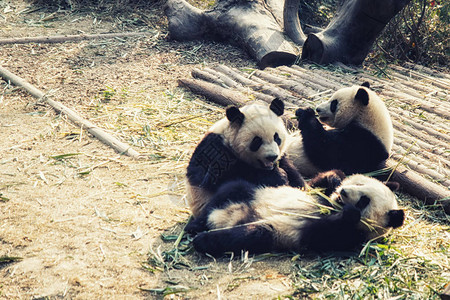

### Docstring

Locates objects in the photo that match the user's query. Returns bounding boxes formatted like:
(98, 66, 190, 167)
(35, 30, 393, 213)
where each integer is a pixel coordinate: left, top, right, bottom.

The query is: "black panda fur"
(186, 98, 306, 217)
(287, 82, 394, 176)
(186, 171, 404, 257)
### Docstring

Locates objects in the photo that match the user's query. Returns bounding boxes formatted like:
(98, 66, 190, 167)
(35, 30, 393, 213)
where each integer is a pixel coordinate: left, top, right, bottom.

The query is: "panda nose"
(316, 107, 322, 113)
(266, 155, 278, 163)
(340, 189, 347, 197)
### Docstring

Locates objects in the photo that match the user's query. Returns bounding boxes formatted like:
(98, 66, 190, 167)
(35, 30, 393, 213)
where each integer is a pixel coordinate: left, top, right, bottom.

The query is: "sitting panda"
(186, 98, 306, 217)
(186, 171, 404, 257)
(287, 82, 394, 177)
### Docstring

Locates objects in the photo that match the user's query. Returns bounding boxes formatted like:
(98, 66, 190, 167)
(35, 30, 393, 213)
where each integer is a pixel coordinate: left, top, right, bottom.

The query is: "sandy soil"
(0, 1, 297, 299)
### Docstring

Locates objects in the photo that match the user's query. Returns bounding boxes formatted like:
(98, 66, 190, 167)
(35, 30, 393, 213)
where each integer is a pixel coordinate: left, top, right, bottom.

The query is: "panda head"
(332, 174, 404, 235)
(315, 82, 373, 129)
(219, 98, 288, 170)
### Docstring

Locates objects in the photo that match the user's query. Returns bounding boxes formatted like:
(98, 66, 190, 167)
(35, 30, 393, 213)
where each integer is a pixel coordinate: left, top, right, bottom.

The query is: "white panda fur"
(186, 99, 306, 217)
(186, 171, 404, 257)
(287, 82, 394, 177)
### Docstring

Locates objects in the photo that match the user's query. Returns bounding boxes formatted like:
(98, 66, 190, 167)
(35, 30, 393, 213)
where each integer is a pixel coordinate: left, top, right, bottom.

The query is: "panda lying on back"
(186, 98, 306, 217)
(287, 82, 394, 177)
(186, 171, 404, 257)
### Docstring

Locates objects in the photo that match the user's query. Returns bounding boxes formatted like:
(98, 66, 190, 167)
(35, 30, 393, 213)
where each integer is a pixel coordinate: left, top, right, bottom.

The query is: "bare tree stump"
(165, 0, 298, 68)
(301, 0, 412, 64)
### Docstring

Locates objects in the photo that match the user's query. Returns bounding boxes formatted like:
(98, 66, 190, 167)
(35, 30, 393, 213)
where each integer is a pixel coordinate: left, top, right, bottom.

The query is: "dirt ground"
(0, 1, 301, 299)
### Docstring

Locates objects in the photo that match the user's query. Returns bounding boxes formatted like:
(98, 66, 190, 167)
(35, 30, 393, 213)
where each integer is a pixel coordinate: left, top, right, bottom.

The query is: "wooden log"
(0, 65, 141, 159)
(165, 0, 298, 69)
(387, 161, 450, 214)
(0, 32, 149, 45)
(178, 78, 246, 107)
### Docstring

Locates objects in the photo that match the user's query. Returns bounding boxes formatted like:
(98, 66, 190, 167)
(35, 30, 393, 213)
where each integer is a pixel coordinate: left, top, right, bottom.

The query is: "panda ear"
(387, 209, 405, 228)
(355, 88, 369, 106)
(269, 98, 284, 116)
(226, 106, 245, 126)
(361, 81, 370, 88)
(385, 181, 400, 192)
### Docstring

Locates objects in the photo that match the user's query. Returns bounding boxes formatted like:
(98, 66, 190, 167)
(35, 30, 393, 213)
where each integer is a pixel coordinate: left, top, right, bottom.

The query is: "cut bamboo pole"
(387, 161, 450, 213)
(0, 65, 141, 159)
(0, 32, 150, 45)
(178, 78, 245, 107)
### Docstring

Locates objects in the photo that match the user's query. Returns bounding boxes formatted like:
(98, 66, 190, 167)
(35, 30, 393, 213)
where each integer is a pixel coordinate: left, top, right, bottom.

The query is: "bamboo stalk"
(0, 65, 141, 159)
(0, 32, 150, 45)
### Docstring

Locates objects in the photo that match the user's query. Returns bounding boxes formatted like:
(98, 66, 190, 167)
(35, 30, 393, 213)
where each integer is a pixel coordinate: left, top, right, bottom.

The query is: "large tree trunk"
(301, 0, 412, 64)
(165, 0, 298, 69)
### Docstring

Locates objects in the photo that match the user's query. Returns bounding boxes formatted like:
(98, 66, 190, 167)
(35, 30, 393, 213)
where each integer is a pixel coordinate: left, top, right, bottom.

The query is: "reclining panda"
(186, 171, 404, 257)
(287, 82, 394, 177)
(186, 98, 306, 217)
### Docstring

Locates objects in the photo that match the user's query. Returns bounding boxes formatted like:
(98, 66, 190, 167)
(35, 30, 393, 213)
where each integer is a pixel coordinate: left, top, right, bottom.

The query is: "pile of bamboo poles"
(179, 63, 450, 212)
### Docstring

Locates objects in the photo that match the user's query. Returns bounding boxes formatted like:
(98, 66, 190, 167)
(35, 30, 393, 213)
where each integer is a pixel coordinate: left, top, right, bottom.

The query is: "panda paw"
(184, 218, 207, 235)
(295, 107, 316, 129)
(193, 232, 224, 257)
(342, 205, 361, 224)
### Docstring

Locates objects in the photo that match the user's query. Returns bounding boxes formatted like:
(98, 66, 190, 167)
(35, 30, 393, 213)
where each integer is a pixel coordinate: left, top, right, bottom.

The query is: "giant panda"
(186, 171, 404, 257)
(287, 82, 394, 177)
(186, 98, 306, 217)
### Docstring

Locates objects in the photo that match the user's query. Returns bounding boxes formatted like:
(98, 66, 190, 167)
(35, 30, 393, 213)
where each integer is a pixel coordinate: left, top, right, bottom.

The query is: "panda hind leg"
(193, 224, 274, 257)
(186, 180, 258, 235)
(308, 169, 346, 196)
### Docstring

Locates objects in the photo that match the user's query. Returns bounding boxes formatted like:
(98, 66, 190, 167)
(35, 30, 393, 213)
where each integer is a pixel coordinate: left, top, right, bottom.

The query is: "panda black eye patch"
(274, 132, 281, 145)
(250, 136, 263, 152)
(330, 99, 338, 113)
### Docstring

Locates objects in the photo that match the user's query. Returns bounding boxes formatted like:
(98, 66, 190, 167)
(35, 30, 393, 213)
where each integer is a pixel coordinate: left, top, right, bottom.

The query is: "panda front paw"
(193, 232, 224, 257)
(342, 205, 361, 224)
(185, 217, 208, 235)
(295, 107, 316, 129)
